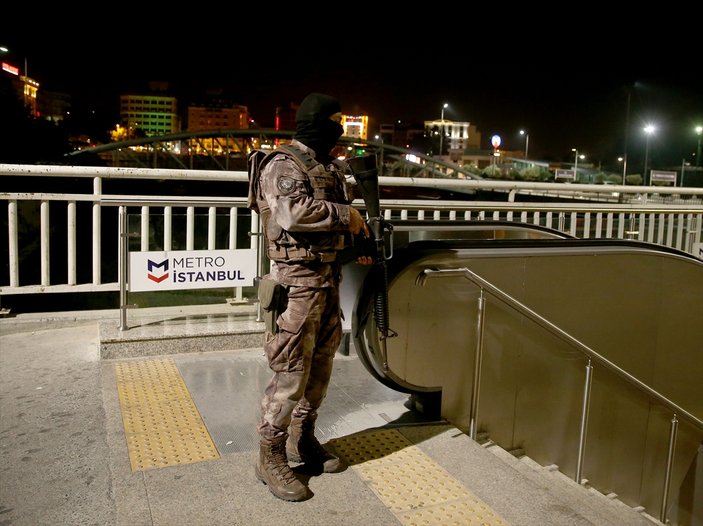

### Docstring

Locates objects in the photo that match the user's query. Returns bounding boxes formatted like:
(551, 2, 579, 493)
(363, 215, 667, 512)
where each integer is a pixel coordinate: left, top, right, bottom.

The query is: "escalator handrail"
(417, 266, 703, 432)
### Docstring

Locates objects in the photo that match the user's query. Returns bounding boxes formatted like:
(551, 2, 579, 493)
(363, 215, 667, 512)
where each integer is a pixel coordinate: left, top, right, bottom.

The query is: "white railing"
(2, 164, 702, 296)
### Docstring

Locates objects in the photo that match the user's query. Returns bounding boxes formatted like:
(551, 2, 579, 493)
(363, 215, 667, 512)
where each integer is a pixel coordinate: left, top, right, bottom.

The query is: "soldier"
(252, 93, 371, 501)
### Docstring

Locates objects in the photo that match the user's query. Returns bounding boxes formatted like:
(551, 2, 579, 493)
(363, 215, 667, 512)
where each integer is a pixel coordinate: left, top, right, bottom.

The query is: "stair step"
(482, 442, 661, 525)
(97, 303, 264, 359)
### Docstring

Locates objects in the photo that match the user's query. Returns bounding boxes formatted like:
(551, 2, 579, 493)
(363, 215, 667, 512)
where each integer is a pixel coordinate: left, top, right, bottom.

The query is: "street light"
(572, 148, 585, 181)
(439, 103, 448, 156)
(519, 130, 529, 158)
(695, 125, 702, 167)
(643, 124, 656, 185)
(0, 46, 27, 76)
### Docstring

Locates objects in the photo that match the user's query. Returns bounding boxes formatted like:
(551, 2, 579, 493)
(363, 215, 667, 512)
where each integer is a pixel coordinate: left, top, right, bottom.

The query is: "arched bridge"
(66, 128, 484, 182)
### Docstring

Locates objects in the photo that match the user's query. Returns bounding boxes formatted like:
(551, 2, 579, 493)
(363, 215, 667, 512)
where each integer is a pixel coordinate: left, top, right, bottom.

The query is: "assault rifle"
(347, 154, 397, 371)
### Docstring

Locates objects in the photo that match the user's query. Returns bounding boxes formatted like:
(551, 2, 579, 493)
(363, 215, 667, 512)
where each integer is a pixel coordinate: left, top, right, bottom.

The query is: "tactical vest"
(248, 144, 352, 263)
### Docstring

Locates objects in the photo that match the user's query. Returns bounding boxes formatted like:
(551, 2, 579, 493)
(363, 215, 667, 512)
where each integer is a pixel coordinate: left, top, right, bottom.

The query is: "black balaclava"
(293, 92, 344, 163)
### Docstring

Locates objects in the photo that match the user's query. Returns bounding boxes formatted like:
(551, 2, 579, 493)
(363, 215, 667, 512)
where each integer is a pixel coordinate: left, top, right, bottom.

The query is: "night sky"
(3, 15, 701, 171)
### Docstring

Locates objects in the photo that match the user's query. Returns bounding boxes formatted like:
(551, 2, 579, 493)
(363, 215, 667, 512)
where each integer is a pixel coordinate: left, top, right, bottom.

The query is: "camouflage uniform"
(256, 139, 353, 443)
(253, 108, 362, 500)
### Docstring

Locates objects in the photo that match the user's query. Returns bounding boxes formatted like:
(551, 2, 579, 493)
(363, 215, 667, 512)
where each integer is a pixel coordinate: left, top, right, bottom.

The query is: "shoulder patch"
(277, 176, 296, 194)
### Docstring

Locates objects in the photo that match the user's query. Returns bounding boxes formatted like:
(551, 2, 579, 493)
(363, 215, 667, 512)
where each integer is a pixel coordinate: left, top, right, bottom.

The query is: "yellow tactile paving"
(330, 428, 510, 526)
(115, 358, 220, 471)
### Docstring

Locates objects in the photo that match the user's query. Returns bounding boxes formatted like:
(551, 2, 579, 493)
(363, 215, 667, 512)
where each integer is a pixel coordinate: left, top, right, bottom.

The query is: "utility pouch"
(258, 278, 285, 335)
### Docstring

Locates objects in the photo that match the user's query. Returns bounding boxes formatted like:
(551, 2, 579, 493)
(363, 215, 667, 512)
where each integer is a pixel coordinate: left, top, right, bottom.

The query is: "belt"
(269, 245, 337, 263)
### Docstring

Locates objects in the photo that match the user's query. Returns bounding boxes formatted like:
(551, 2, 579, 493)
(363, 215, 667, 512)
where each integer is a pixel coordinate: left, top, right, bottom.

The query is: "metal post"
(660, 414, 679, 524)
(230, 207, 244, 304)
(40, 201, 50, 286)
(687, 215, 698, 255)
(439, 108, 445, 157)
(8, 200, 19, 287)
(67, 201, 76, 285)
(644, 132, 652, 186)
(92, 177, 101, 285)
(644, 144, 649, 185)
(439, 103, 448, 158)
(622, 89, 631, 185)
(469, 290, 486, 440)
(119, 206, 129, 331)
(627, 213, 637, 239)
(525, 134, 529, 158)
(575, 359, 593, 484)
(250, 211, 264, 323)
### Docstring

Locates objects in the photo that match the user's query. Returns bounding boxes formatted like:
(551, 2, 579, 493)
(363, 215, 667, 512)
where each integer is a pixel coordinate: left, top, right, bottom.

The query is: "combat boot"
(287, 416, 345, 473)
(255, 440, 310, 501)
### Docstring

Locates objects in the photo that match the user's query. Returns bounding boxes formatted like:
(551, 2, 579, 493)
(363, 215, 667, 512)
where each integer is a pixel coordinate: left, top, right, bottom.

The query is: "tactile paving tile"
(115, 358, 220, 471)
(330, 428, 510, 526)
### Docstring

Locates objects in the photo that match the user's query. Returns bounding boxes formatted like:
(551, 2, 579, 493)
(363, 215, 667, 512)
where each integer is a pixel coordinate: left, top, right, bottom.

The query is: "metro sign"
(129, 249, 257, 292)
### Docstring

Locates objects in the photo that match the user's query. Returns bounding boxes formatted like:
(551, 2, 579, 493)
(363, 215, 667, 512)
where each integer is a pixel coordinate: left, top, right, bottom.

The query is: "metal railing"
(417, 267, 703, 524)
(1, 163, 702, 296)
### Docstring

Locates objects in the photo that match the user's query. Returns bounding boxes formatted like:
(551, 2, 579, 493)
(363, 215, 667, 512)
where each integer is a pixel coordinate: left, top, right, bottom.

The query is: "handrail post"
(8, 200, 19, 287)
(250, 210, 264, 323)
(118, 206, 129, 331)
(575, 359, 593, 484)
(469, 289, 486, 440)
(660, 414, 678, 524)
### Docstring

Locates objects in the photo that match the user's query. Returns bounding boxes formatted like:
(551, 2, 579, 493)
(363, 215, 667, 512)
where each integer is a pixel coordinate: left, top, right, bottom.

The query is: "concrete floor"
(0, 309, 662, 525)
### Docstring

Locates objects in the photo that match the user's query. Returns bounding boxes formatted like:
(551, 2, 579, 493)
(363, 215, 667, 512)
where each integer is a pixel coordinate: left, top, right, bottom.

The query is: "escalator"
(341, 220, 703, 525)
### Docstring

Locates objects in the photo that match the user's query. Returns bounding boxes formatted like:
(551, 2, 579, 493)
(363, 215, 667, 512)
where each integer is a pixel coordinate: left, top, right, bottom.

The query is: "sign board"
(694, 242, 703, 261)
(555, 169, 576, 180)
(129, 249, 257, 292)
(650, 170, 677, 184)
(1, 62, 19, 75)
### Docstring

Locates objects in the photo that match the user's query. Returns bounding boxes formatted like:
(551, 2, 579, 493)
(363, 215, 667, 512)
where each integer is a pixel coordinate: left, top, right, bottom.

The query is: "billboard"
(555, 169, 576, 180)
(650, 170, 677, 184)
(129, 249, 257, 292)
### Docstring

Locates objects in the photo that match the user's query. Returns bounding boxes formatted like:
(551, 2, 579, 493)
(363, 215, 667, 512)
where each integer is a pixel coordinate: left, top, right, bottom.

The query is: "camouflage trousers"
(257, 285, 342, 442)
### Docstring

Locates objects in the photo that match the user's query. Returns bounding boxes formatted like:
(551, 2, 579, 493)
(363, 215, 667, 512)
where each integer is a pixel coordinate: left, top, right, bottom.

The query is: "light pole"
(643, 124, 655, 185)
(439, 103, 448, 156)
(695, 125, 702, 167)
(622, 87, 632, 185)
(572, 148, 585, 181)
(519, 129, 529, 158)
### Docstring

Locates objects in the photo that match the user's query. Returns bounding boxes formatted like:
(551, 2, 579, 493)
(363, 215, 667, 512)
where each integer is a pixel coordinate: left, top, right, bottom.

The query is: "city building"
(38, 90, 71, 124)
(187, 104, 249, 131)
(186, 98, 250, 156)
(274, 103, 297, 131)
(424, 119, 482, 153)
(119, 91, 179, 139)
(1, 60, 39, 117)
(379, 121, 426, 150)
(342, 114, 368, 140)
